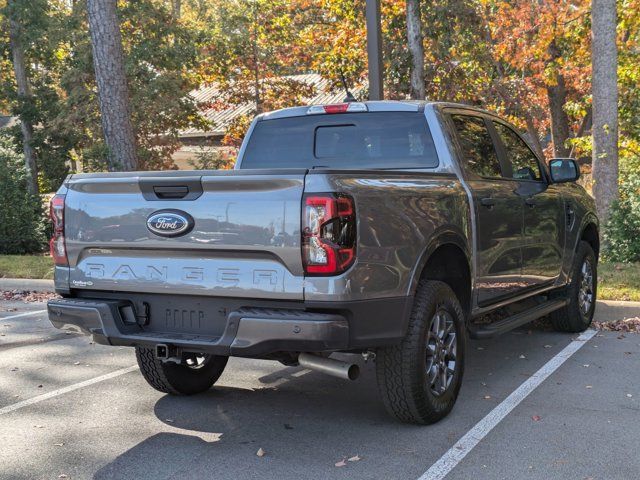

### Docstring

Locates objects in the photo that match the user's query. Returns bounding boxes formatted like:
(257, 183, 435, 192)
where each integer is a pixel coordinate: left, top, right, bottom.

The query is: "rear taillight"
(302, 194, 356, 275)
(49, 194, 67, 266)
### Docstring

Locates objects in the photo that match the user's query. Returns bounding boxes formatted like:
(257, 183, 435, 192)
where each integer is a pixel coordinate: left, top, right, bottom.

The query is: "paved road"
(0, 297, 638, 480)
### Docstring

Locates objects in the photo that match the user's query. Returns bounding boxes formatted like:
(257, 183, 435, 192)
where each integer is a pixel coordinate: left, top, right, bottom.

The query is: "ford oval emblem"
(146, 210, 194, 238)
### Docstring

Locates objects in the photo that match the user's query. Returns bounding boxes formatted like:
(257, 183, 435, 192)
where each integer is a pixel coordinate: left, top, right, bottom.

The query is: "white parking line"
(418, 329, 597, 480)
(1, 310, 47, 321)
(0, 365, 138, 416)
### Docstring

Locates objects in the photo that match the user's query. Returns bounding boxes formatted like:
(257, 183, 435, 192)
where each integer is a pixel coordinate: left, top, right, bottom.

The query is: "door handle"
(480, 197, 496, 208)
(525, 197, 537, 208)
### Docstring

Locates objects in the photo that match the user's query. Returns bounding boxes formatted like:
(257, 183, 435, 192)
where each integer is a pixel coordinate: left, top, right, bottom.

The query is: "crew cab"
(47, 101, 599, 424)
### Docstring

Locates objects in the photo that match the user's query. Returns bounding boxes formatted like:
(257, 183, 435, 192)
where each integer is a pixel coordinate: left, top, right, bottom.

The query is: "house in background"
(173, 73, 366, 169)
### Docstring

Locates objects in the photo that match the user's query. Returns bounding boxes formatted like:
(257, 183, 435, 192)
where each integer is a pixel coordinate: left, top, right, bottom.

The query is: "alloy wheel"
(426, 308, 457, 396)
(578, 259, 594, 315)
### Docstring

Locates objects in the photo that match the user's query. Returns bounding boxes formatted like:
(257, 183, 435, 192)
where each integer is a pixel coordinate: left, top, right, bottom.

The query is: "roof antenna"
(339, 71, 357, 103)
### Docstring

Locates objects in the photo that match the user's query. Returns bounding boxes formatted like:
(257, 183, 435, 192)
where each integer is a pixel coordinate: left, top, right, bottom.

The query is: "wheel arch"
(410, 230, 472, 316)
(579, 219, 600, 260)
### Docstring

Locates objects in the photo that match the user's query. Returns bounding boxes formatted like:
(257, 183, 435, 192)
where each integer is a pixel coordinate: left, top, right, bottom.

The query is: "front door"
(491, 120, 564, 288)
(449, 113, 525, 306)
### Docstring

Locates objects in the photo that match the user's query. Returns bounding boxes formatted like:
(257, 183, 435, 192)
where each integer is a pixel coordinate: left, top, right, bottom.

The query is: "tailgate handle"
(139, 177, 203, 201)
(153, 185, 189, 199)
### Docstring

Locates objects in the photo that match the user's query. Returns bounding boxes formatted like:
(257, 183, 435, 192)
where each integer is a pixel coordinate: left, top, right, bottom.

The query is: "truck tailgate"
(62, 170, 305, 300)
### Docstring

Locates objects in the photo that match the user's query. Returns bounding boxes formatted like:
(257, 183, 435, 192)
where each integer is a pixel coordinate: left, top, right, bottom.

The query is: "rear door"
(491, 120, 564, 288)
(448, 113, 524, 306)
(63, 171, 306, 299)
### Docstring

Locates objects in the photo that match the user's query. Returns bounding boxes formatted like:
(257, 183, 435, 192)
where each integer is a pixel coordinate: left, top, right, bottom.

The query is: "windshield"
(240, 112, 439, 169)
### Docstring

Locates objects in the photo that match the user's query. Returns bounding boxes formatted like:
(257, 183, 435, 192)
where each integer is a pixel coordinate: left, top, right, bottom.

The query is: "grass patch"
(598, 262, 640, 302)
(0, 255, 638, 301)
(0, 255, 54, 280)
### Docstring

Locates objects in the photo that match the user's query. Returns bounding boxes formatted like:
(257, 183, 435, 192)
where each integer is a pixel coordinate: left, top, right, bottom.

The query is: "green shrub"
(603, 172, 640, 263)
(0, 136, 48, 254)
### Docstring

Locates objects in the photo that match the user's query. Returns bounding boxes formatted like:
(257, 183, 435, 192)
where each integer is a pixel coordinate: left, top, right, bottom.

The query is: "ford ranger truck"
(47, 101, 599, 424)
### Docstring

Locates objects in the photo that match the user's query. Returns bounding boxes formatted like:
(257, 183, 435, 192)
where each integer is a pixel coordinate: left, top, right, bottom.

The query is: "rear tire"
(550, 241, 597, 333)
(376, 280, 466, 424)
(135, 346, 228, 395)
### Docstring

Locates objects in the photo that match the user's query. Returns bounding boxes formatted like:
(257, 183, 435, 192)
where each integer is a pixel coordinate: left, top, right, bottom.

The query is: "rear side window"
(451, 115, 502, 178)
(493, 122, 542, 181)
(240, 112, 439, 169)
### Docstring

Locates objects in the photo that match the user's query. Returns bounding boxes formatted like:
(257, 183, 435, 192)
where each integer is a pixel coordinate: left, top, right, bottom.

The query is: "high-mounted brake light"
(307, 103, 368, 115)
(302, 194, 356, 275)
(49, 194, 68, 266)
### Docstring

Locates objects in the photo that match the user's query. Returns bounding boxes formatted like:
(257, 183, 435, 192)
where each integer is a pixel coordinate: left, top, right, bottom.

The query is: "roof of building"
(180, 73, 366, 138)
(0, 115, 19, 129)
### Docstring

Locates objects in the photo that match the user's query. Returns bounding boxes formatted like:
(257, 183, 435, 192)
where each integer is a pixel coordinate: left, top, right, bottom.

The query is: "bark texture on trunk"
(591, 0, 618, 222)
(8, 4, 38, 195)
(406, 0, 425, 100)
(87, 0, 137, 171)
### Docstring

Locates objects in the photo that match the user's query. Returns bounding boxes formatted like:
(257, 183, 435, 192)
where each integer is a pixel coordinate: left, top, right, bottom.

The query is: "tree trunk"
(546, 41, 571, 158)
(546, 78, 571, 157)
(406, 0, 425, 99)
(524, 114, 545, 160)
(7, 3, 38, 195)
(592, 0, 618, 223)
(252, 2, 261, 113)
(172, 0, 181, 20)
(87, 0, 137, 171)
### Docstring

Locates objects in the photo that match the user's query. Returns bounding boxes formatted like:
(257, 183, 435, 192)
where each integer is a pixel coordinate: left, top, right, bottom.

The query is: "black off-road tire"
(135, 346, 228, 395)
(376, 280, 466, 425)
(550, 241, 597, 333)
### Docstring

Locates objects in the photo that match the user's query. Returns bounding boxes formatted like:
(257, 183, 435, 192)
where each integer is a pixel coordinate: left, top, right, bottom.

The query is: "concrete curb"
(0, 278, 54, 292)
(595, 300, 640, 322)
(0, 278, 638, 322)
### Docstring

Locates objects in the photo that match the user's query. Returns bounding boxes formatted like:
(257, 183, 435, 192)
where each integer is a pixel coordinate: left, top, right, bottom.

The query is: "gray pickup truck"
(47, 101, 598, 424)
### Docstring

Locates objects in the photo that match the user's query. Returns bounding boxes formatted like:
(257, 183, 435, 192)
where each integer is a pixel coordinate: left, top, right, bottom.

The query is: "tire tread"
(376, 280, 466, 424)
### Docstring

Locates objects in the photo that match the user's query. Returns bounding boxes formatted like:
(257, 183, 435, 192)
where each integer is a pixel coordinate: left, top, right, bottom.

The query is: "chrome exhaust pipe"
(298, 353, 360, 381)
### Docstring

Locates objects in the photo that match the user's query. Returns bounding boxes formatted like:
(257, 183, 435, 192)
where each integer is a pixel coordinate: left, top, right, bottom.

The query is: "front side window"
(493, 122, 542, 181)
(451, 115, 502, 178)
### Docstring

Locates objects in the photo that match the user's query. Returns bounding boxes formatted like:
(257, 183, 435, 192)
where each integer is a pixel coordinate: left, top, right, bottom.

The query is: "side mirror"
(548, 158, 580, 183)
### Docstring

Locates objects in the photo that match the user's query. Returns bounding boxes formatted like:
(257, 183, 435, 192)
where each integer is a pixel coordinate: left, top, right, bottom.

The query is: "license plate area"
(142, 296, 237, 336)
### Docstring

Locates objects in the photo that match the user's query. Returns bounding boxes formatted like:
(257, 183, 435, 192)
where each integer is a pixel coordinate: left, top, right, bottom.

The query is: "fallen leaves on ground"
(256, 448, 266, 457)
(334, 459, 347, 467)
(532, 415, 541, 422)
(348, 455, 361, 462)
(593, 317, 640, 333)
(1, 290, 59, 303)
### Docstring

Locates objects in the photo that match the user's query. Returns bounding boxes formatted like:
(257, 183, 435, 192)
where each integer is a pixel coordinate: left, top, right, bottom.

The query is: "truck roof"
(258, 100, 494, 121)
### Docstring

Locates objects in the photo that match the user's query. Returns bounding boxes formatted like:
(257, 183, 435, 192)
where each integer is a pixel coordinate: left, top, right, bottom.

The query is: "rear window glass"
(240, 112, 439, 169)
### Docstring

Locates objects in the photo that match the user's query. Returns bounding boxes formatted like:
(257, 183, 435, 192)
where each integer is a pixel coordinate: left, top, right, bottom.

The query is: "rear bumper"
(47, 293, 412, 357)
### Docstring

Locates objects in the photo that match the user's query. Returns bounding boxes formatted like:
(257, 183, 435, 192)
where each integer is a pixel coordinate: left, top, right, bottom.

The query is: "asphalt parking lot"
(1, 295, 639, 480)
